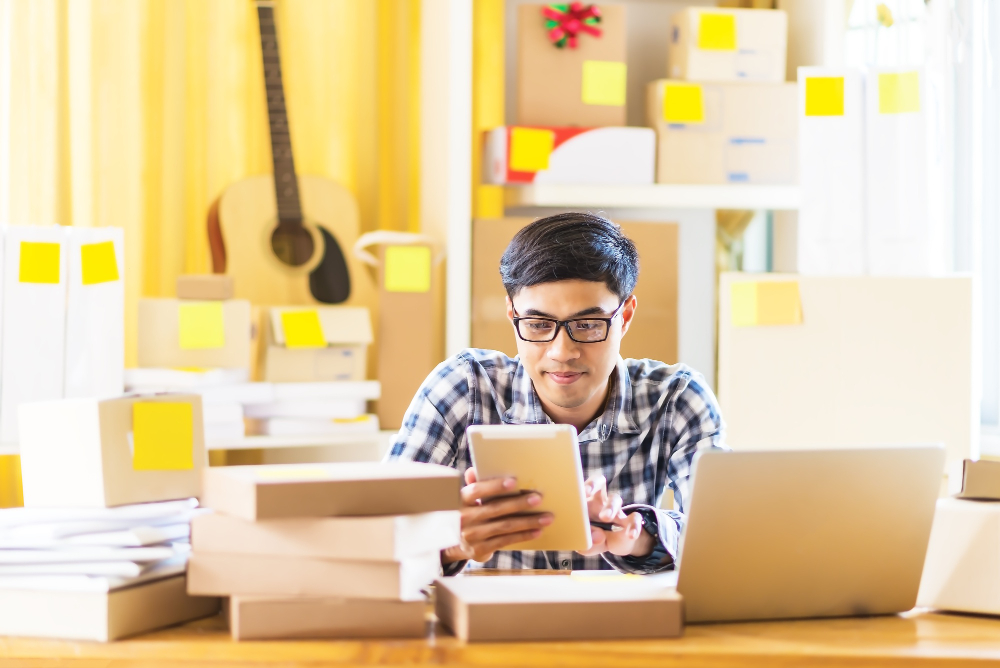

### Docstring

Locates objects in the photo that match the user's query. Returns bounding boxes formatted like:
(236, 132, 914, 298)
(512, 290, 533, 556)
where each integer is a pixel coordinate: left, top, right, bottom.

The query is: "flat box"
(176, 274, 235, 301)
(0, 575, 219, 642)
(647, 80, 797, 185)
(668, 8, 787, 82)
(192, 509, 460, 561)
(918, 498, 1000, 614)
(482, 127, 655, 185)
(137, 298, 252, 369)
(262, 306, 372, 383)
(435, 575, 683, 642)
(229, 595, 426, 640)
(797, 67, 865, 274)
(950, 459, 1000, 500)
(187, 551, 438, 601)
(200, 461, 461, 520)
(516, 4, 626, 127)
(19, 394, 206, 508)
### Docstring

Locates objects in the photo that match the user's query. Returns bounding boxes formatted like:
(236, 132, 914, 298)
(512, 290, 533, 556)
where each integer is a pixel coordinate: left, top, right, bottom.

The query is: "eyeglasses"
(511, 300, 628, 343)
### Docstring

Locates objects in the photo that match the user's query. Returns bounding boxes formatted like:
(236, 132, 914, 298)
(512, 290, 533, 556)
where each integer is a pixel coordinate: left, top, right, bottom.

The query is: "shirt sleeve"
(603, 371, 727, 574)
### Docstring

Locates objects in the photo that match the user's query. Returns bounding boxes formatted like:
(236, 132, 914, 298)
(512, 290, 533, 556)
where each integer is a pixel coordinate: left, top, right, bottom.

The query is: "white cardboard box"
(482, 127, 655, 185)
(668, 8, 787, 82)
(647, 79, 797, 185)
(797, 67, 866, 274)
(0, 226, 67, 444)
(19, 394, 206, 508)
(65, 227, 125, 400)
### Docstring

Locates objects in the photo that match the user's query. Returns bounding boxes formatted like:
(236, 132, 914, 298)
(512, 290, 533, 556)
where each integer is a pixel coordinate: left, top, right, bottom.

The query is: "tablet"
(466, 424, 591, 552)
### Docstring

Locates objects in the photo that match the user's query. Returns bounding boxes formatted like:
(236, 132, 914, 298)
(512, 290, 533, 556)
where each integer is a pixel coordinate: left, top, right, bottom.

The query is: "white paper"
(0, 499, 198, 529)
(270, 381, 380, 402)
(244, 398, 367, 420)
(0, 523, 190, 549)
(0, 554, 187, 593)
(252, 414, 380, 437)
(203, 402, 243, 425)
(123, 367, 251, 392)
(0, 545, 175, 565)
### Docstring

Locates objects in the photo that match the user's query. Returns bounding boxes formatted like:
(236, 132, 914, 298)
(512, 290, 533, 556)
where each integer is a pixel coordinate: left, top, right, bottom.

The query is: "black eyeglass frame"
(511, 299, 629, 343)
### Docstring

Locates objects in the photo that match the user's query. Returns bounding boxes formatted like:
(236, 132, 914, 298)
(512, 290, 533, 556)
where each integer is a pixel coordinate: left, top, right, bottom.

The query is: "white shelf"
(206, 432, 384, 452)
(504, 184, 801, 210)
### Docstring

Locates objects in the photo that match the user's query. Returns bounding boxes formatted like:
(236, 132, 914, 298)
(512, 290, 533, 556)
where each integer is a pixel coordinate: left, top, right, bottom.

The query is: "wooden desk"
(2, 609, 1000, 667)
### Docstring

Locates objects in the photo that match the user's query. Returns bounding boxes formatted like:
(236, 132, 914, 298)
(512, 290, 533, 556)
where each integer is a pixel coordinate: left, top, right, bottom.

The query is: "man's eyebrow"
(521, 306, 609, 318)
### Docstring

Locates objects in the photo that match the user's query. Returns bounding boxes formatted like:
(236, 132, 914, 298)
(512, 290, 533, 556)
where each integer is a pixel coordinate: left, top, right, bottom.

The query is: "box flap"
(269, 307, 373, 347)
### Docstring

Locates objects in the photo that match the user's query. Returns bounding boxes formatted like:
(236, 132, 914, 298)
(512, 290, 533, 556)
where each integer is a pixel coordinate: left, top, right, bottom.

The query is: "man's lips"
(545, 371, 584, 385)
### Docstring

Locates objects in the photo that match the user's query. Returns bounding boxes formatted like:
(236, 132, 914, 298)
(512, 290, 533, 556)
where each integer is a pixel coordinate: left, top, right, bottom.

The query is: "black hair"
(499, 212, 639, 300)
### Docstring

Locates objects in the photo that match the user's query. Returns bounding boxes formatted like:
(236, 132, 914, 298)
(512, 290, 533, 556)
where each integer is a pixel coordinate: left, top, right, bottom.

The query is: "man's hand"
(441, 467, 553, 565)
(576, 475, 654, 558)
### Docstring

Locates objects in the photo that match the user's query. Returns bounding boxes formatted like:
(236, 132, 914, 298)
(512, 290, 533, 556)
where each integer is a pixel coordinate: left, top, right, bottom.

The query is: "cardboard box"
(668, 8, 787, 82)
(717, 274, 974, 469)
(261, 306, 372, 382)
(950, 459, 1000, 500)
(435, 574, 683, 642)
(0, 575, 219, 642)
(483, 126, 655, 185)
(200, 462, 461, 520)
(228, 595, 426, 640)
(19, 394, 206, 508)
(137, 298, 252, 369)
(918, 498, 1000, 614)
(797, 67, 865, 274)
(0, 226, 67, 444)
(64, 226, 125, 400)
(192, 510, 460, 561)
(177, 274, 234, 301)
(516, 4, 626, 127)
(865, 67, 942, 275)
(471, 218, 678, 364)
(187, 551, 439, 601)
(647, 79, 797, 184)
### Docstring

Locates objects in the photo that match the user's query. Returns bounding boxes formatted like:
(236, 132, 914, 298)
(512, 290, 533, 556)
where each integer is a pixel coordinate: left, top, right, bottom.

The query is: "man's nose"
(547, 324, 580, 360)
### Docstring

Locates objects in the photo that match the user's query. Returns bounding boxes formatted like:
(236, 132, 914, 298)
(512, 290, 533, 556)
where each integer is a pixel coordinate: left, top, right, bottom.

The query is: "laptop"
(672, 445, 945, 623)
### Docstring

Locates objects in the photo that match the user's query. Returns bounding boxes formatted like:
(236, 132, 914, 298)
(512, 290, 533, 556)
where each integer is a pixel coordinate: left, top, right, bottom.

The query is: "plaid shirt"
(384, 349, 726, 574)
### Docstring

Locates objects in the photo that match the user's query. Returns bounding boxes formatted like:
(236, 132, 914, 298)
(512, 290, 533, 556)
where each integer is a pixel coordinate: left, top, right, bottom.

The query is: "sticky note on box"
(19, 242, 61, 284)
(663, 83, 704, 124)
(878, 71, 921, 114)
(731, 281, 802, 327)
(384, 246, 431, 293)
(581, 60, 627, 107)
(698, 13, 737, 51)
(178, 302, 225, 350)
(80, 241, 120, 285)
(132, 402, 194, 471)
(510, 127, 554, 172)
(805, 77, 845, 117)
(281, 310, 327, 349)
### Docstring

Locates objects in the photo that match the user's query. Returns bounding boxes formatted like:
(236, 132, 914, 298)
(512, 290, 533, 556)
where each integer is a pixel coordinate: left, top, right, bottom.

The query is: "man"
(385, 212, 726, 574)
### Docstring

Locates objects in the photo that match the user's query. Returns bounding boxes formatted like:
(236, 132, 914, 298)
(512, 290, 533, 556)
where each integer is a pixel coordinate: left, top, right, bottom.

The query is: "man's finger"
(473, 528, 544, 560)
(586, 475, 607, 500)
(461, 513, 552, 545)
(604, 514, 645, 555)
(460, 477, 517, 506)
(464, 492, 543, 524)
(464, 467, 478, 485)
(601, 493, 624, 522)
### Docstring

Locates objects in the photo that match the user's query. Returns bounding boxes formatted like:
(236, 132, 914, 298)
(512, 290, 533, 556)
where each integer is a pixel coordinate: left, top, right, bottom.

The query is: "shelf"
(504, 184, 801, 210)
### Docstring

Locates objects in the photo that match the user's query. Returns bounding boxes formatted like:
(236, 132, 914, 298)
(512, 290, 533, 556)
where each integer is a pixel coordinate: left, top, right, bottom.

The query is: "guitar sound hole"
(271, 222, 315, 267)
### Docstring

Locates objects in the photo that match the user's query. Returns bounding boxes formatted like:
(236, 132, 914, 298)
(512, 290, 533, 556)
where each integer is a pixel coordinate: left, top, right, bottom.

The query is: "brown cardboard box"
(187, 551, 439, 601)
(200, 462, 461, 520)
(177, 275, 235, 300)
(918, 498, 1000, 614)
(19, 394, 206, 508)
(668, 8, 786, 82)
(228, 596, 426, 640)
(192, 510, 460, 561)
(647, 79, 797, 185)
(950, 459, 1000, 500)
(0, 576, 219, 641)
(137, 298, 252, 369)
(261, 306, 372, 382)
(471, 218, 678, 363)
(517, 4, 626, 126)
(376, 245, 438, 430)
(435, 574, 683, 641)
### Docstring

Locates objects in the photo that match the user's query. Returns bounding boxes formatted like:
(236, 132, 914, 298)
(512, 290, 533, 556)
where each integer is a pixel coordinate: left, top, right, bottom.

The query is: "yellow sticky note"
(879, 71, 921, 114)
(132, 402, 194, 471)
(255, 467, 331, 481)
(662, 83, 704, 124)
(19, 242, 60, 284)
(805, 77, 845, 116)
(281, 310, 327, 349)
(756, 281, 802, 326)
(581, 60, 627, 107)
(509, 127, 554, 172)
(384, 246, 431, 293)
(698, 13, 737, 51)
(730, 282, 758, 327)
(81, 241, 119, 285)
(178, 302, 225, 350)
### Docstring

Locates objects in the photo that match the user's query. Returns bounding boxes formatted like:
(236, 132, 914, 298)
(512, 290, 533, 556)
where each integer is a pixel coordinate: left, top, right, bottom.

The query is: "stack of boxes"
(187, 462, 461, 640)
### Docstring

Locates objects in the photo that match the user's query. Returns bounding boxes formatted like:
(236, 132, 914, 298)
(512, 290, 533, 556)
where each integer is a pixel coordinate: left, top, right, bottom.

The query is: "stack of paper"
(0, 499, 219, 640)
(188, 462, 462, 640)
(244, 381, 381, 438)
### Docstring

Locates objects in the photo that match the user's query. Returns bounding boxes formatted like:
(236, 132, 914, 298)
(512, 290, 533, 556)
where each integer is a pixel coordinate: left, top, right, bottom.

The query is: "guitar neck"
(257, 2, 302, 224)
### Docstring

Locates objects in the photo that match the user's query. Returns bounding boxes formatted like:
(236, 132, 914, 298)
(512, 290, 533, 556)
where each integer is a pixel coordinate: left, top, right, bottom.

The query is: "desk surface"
(2, 608, 1000, 667)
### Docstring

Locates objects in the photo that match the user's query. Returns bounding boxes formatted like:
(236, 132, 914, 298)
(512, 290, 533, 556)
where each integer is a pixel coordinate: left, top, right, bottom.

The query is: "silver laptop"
(674, 445, 945, 623)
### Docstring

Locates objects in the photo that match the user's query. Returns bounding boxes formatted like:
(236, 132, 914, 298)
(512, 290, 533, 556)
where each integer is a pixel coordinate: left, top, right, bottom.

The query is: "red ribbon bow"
(542, 3, 602, 49)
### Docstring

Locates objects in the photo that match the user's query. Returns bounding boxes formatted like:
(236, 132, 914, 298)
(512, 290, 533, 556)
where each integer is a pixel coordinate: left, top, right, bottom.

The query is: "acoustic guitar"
(208, 1, 375, 308)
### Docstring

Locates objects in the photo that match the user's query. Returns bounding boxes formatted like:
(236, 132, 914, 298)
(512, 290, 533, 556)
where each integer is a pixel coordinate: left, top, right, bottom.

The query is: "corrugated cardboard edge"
(108, 575, 220, 641)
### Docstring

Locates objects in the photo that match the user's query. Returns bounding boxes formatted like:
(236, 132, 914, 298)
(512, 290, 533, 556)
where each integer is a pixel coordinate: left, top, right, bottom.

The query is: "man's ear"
(506, 295, 515, 324)
(620, 295, 638, 337)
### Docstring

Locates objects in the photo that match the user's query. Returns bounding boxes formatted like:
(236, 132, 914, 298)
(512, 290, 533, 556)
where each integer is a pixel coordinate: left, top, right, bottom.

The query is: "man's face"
(506, 279, 636, 413)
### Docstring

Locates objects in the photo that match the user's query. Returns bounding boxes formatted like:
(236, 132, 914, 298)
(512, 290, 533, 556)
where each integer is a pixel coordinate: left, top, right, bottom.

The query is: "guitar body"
(215, 174, 376, 308)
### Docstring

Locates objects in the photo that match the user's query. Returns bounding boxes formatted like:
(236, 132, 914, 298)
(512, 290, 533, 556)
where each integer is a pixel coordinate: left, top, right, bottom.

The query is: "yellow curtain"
(0, 0, 421, 508)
